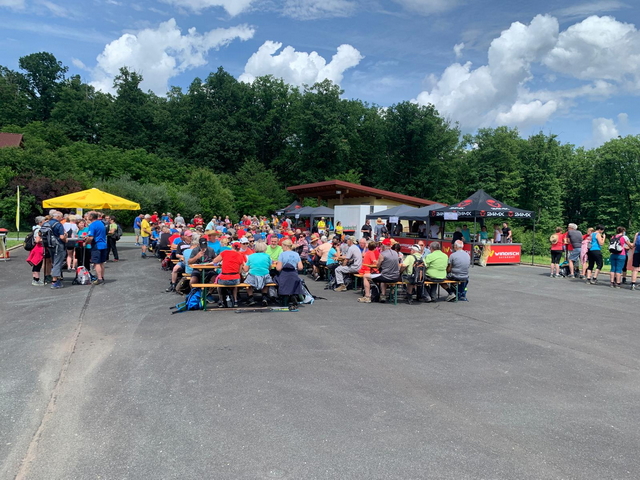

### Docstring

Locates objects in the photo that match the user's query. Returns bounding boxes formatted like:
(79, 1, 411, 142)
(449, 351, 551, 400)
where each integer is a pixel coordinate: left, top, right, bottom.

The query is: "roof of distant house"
(0, 133, 24, 148)
(287, 179, 441, 207)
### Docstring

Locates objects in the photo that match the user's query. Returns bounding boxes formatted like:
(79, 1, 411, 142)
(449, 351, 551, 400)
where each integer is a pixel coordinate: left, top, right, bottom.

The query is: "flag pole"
(16, 186, 20, 242)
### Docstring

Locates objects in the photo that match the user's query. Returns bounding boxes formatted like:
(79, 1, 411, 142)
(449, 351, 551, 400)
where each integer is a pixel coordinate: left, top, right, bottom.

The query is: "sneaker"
(92, 278, 105, 286)
(357, 296, 371, 303)
(218, 302, 225, 308)
(141, 253, 147, 259)
(406, 297, 414, 305)
(247, 298, 257, 306)
(379, 297, 386, 304)
(233, 302, 239, 308)
(590, 278, 598, 285)
(610, 283, 615, 288)
(50, 280, 63, 289)
(334, 285, 347, 292)
(262, 299, 269, 307)
(579, 274, 585, 279)
(44, 275, 53, 285)
(31, 279, 40, 286)
(135, 242, 141, 246)
(631, 284, 637, 291)
(165, 283, 176, 293)
(446, 293, 457, 302)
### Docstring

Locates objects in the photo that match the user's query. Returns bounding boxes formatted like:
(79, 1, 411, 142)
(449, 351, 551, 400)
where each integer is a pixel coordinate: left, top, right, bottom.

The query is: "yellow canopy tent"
(42, 188, 140, 210)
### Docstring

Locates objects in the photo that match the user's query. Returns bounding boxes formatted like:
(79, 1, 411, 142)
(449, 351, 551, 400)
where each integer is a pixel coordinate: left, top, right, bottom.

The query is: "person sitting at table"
(211, 240, 246, 308)
(188, 236, 216, 287)
(359, 241, 380, 276)
(358, 238, 400, 303)
(423, 242, 448, 303)
(334, 236, 363, 292)
(165, 230, 194, 292)
(442, 240, 470, 301)
(326, 238, 341, 285)
(276, 239, 303, 306)
(266, 235, 283, 262)
(400, 244, 423, 305)
(243, 241, 273, 307)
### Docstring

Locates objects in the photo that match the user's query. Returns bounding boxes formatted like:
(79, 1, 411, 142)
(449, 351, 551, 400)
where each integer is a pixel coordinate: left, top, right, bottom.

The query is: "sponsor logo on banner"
(479, 210, 486, 217)
(457, 199, 472, 208)
(486, 199, 502, 208)
(486, 245, 521, 263)
(508, 211, 514, 217)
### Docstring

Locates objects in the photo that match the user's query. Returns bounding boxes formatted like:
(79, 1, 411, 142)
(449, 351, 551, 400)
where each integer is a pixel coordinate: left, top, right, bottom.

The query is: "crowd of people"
(141, 213, 470, 306)
(549, 223, 640, 289)
(26, 210, 120, 288)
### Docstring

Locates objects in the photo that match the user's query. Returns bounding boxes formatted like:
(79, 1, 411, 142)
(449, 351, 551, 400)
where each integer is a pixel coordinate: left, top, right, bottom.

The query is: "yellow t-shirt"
(318, 221, 326, 231)
(140, 219, 151, 237)
(335, 225, 343, 235)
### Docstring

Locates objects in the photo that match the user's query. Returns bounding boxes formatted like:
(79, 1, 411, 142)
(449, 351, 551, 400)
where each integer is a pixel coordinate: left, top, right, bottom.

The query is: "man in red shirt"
(150, 211, 159, 224)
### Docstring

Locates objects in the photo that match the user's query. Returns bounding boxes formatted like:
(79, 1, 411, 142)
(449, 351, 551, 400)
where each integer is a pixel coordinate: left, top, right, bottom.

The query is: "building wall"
(327, 197, 406, 208)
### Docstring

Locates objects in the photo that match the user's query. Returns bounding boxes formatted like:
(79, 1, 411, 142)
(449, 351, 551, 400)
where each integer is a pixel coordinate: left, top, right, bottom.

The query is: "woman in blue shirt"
(586, 224, 605, 285)
(243, 241, 273, 306)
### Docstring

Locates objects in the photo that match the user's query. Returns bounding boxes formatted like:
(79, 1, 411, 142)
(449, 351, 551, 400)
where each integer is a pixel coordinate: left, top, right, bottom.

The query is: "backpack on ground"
(370, 283, 381, 303)
(38, 222, 56, 248)
(170, 288, 202, 314)
(609, 234, 623, 254)
(24, 232, 36, 251)
(175, 276, 191, 295)
(298, 278, 315, 304)
(161, 256, 172, 271)
(72, 266, 92, 285)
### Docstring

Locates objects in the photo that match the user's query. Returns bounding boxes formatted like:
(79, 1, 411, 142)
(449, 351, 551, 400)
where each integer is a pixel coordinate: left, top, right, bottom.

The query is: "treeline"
(1, 52, 640, 245)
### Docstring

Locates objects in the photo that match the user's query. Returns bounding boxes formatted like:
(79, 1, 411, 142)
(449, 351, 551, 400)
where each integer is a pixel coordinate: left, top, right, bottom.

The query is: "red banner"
(391, 237, 521, 264)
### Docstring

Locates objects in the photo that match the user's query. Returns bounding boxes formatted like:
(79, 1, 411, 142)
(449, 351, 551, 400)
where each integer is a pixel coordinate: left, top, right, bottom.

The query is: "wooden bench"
(191, 282, 278, 311)
(422, 279, 464, 302)
(353, 276, 464, 304)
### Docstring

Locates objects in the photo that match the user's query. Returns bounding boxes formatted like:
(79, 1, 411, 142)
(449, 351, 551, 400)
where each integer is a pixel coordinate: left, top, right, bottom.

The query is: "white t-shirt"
(494, 229, 502, 242)
(429, 225, 440, 238)
(63, 222, 78, 238)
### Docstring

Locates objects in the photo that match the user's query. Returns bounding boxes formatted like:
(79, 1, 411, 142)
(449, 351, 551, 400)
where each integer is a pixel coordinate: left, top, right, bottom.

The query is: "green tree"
(230, 158, 290, 216)
(18, 52, 68, 121)
(186, 168, 235, 220)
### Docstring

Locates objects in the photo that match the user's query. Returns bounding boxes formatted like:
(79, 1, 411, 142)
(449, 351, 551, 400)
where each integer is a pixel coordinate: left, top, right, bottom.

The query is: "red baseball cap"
(381, 238, 392, 246)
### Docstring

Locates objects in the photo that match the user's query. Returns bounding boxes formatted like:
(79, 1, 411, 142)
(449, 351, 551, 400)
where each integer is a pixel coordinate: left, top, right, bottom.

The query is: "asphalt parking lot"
(2, 243, 640, 479)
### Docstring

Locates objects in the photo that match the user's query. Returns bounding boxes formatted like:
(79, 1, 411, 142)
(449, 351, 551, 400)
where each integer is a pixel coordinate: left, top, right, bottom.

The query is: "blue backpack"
(170, 288, 202, 314)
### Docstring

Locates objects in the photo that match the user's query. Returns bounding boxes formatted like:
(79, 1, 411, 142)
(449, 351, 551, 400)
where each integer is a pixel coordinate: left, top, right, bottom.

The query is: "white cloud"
(554, 1, 628, 20)
(89, 18, 255, 94)
(283, 0, 356, 19)
(239, 41, 363, 87)
(414, 14, 640, 132)
(392, 0, 463, 15)
(453, 42, 464, 58)
(36, 0, 71, 17)
(160, 0, 255, 16)
(415, 14, 559, 129)
(591, 117, 619, 146)
(543, 16, 640, 82)
(0, 0, 25, 7)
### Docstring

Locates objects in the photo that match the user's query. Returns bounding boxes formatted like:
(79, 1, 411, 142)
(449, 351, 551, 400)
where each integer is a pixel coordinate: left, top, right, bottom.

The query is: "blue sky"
(1, 0, 639, 147)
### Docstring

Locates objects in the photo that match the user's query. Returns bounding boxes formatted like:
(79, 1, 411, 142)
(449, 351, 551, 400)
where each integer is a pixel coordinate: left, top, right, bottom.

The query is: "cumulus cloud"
(89, 19, 255, 94)
(239, 41, 363, 86)
(160, 0, 255, 16)
(591, 117, 619, 146)
(414, 14, 640, 132)
(0, 0, 25, 7)
(392, 0, 463, 15)
(283, 0, 356, 19)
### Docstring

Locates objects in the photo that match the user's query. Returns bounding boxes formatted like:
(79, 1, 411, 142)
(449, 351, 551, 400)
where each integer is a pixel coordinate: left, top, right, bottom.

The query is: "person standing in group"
(26, 216, 46, 286)
(608, 226, 629, 288)
(360, 219, 372, 240)
(493, 224, 502, 243)
(565, 223, 583, 278)
(586, 225, 605, 285)
(317, 217, 327, 235)
(549, 227, 565, 278)
(84, 212, 108, 285)
(630, 230, 640, 290)
(374, 218, 387, 241)
(502, 222, 512, 243)
(106, 216, 120, 262)
(334, 221, 344, 240)
(580, 227, 594, 278)
(63, 214, 79, 272)
(133, 214, 143, 246)
(140, 214, 152, 258)
(43, 211, 67, 289)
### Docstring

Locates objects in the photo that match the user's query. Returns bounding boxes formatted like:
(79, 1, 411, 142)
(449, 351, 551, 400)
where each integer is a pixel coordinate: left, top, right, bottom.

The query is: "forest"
(1, 52, 640, 253)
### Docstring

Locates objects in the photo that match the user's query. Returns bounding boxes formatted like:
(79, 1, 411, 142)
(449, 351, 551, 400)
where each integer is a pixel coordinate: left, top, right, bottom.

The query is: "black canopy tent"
(278, 200, 303, 215)
(365, 204, 419, 220)
(430, 190, 536, 264)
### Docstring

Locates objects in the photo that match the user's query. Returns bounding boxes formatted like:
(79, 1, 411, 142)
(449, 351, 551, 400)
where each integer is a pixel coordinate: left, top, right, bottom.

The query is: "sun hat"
(239, 237, 249, 244)
(376, 218, 384, 224)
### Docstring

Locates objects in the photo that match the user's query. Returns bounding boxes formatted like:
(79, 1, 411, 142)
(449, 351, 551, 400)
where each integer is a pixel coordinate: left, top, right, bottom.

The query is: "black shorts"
(633, 252, 640, 269)
(550, 250, 563, 264)
(90, 248, 107, 264)
(372, 275, 399, 284)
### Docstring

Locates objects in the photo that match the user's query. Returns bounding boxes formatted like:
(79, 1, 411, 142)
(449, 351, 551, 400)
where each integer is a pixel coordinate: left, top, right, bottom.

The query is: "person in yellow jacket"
(317, 217, 326, 234)
(140, 214, 152, 258)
